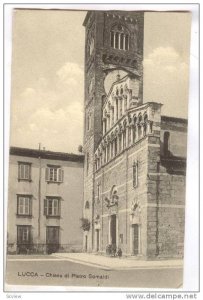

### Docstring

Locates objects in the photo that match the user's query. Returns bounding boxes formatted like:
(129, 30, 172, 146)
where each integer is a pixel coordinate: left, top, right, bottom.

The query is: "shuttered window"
(45, 166, 64, 183)
(18, 162, 31, 181)
(17, 226, 32, 244)
(17, 195, 32, 216)
(44, 198, 60, 217)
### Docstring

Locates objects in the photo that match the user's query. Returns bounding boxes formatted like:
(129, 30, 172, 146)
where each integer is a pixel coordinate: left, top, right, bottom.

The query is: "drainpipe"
(38, 143, 42, 245)
(155, 161, 160, 256)
(92, 159, 95, 251)
(125, 150, 128, 254)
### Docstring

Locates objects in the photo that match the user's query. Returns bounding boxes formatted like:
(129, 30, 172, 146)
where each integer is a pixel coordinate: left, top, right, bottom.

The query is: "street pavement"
(5, 254, 183, 290)
(51, 252, 183, 270)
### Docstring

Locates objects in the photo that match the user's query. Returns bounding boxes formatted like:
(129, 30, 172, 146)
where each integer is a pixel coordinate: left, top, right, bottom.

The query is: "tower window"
(110, 24, 130, 51)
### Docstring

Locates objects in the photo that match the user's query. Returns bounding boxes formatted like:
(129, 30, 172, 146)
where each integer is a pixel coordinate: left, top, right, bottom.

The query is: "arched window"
(133, 161, 138, 188)
(85, 201, 90, 209)
(143, 114, 148, 136)
(110, 24, 130, 51)
(133, 116, 137, 143)
(137, 114, 142, 138)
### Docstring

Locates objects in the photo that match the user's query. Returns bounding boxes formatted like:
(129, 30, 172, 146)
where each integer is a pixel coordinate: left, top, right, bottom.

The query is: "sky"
(9, 10, 191, 153)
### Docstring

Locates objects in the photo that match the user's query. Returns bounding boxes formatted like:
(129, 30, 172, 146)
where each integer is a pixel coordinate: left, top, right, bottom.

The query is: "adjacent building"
(82, 11, 187, 258)
(7, 147, 84, 254)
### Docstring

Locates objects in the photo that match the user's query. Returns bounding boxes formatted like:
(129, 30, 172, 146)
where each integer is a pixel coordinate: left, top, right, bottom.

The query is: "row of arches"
(110, 24, 130, 51)
(95, 114, 152, 170)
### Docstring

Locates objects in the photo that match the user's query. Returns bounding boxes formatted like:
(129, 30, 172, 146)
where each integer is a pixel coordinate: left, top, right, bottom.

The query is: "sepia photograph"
(4, 3, 199, 292)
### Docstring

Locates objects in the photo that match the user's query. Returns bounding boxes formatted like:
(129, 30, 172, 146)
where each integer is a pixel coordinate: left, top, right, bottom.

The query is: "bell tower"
(83, 11, 144, 251)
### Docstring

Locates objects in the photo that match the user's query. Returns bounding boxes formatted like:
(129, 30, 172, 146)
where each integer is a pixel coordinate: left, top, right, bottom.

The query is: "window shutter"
(25, 165, 29, 179)
(45, 168, 49, 181)
(24, 198, 29, 215)
(18, 164, 20, 179)
(44, 199, 47, 215)
(19, 164, 23, 179)
(18, 197, 24, 214)
(30, 198, 32, 216)
(59, 199, 61, 216)
(58, 168, 64, 182)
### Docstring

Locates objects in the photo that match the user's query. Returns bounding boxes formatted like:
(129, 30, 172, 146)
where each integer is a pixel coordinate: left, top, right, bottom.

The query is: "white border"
(2, 0, 200, 297)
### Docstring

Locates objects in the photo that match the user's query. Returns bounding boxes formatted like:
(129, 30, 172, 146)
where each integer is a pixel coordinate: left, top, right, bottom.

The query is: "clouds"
(10, 62, 84, 153)
(143, 47, 189, 118)
(10, 11, 191, 153)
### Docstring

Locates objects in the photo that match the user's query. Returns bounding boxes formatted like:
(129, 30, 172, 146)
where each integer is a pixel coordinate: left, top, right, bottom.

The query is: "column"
(103, 120, 105, 135)
(113, 32, 116, 48)
(121, 133, 123, 151)
(141, 123, 144, 137)
(109, 110, 112, 128)
(118, 99, 120, 118)
(109, 143, 112, 160)
(126, 127, 129, 147)
(123, 35, 126, 51)
(114, 101, 117, 123)
(118, 33, 121, 49)
(107, 116, 110, 131)
(122, 98, 125, 114)
(131, 126, 134, 144)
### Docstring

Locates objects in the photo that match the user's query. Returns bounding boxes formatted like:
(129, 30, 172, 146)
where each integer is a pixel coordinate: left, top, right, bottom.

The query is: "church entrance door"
(110, 214, 117, 247)
(132, 224, 139, 255)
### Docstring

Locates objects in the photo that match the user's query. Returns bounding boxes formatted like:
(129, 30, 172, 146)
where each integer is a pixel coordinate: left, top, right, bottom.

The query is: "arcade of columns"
(95, 83, 153, 170)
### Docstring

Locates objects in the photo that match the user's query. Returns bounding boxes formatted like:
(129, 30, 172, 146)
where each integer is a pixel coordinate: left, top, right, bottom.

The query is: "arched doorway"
(132, 224, 139, 255)
(110, 214, 117, 246)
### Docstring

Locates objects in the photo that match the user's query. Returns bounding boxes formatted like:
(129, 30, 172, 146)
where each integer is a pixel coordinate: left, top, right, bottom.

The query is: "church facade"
(82, 11, 187, 259)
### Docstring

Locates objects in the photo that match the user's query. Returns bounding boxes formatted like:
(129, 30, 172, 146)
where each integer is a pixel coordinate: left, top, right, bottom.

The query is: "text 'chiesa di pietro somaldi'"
(7, 10, 187, 260)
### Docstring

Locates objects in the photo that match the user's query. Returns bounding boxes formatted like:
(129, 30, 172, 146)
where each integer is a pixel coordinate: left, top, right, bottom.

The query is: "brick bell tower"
(82, 11, 144, 251)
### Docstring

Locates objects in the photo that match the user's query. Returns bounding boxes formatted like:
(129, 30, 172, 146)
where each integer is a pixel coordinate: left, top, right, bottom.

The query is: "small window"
(133, 161, 138, 188)
(17, 195, 32, 216)
(44, 198, 60, 217)
(45, 166, 64, 183)
(85, 201, 90, 209)
(18, 162, 31, 181)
